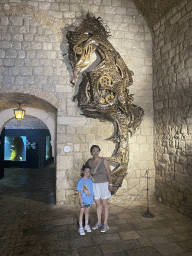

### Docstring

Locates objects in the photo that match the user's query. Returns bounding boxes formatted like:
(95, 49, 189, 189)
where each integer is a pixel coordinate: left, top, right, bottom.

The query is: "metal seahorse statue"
(67, 13, 144, 193)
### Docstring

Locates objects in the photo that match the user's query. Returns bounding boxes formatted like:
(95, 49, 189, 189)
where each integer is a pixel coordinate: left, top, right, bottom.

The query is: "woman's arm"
(104, 159, 113, 191)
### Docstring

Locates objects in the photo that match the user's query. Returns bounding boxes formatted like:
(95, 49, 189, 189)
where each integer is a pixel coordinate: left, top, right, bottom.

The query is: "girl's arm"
(104, 159, 113, 191)
(78, 191, 84, 207)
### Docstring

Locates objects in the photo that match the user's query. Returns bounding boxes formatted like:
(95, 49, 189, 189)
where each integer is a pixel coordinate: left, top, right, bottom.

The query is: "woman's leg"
(101, 199, 108, 225)
(79, 207, 85, 227)
(84, 207, 90, 226)
(95, 199, 102, 224)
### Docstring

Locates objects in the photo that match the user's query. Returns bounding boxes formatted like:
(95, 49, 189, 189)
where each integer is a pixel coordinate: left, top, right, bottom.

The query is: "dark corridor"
(0, 161, 56, 204)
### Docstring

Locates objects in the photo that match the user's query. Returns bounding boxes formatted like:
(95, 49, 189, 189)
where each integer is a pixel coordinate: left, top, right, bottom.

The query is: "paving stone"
(133, 220, 163, 229)
(100, 240, 143, 254)
(150, 235, 176, 245)
(52, 218, 76, 225)
(108, 218, 127, 225)
(154, 243, 186, 256)
(78, 245, 102, 256)
(49, 249, 79, 256)
(177, 239, 192, 251)
(137, 237, 154, 247)
(137, 227, 175, 237)
(179, 253, 192, 256)
(13, 243, 43, 255)
(126, 246, 162, 256)
(1, 170, 192, 256)
(117, 223, 136, 231)
(42, 240, 69, 253)
(105, 252, 128, 256)
(69, 237, 93, 249)
(92, 233, 121, 244)
(119, 231, 141, 240)
(170, 233, 192, 242)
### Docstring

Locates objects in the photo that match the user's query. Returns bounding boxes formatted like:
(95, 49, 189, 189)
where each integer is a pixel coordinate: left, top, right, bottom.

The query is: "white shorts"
(93, 182, 111, 200)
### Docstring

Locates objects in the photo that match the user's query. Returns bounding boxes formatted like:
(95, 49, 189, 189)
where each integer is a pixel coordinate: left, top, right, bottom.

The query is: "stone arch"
(0, 92, 57, 158)
(0, 107, 56, 158)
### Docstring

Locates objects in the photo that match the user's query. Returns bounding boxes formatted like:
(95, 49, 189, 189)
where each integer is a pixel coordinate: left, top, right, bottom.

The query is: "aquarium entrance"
(1, 116, 53, 169)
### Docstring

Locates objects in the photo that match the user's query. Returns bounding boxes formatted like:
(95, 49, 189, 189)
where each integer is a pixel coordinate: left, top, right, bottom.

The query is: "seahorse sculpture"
(67, 13, 144, 193)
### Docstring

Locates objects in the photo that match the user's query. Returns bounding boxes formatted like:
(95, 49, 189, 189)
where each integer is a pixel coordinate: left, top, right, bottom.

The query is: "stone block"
(175, 162, 183, 173)
(104, 6, 116, 14)
(142, 65, 152, 74)
(24, 34, 33, 41)
(10, 16, 23, 26)
(140, 126, 152, 136)
(129, 143, 139, 153)
(153, 21, 160, 31)
(18, 50, 25, 59)
(5, 49, 17, 58)
(162, 154, 169, 163)
(73, 144, 80, 152)
(9, 67, 19, 76)
(178, 192, 183, 201)
(0, 49, 5, 58)
(185, 57, 192, 68)
(63, 11, 75, 19)
(4, 59, 14, 67)
(170, 12, 181, 25)
(138, 160, 149, 169)
(60, 3, 70, 11)
(129, 24, 138, 33)
(57, 134, 75, 143)
(57, 155, 73, 169)
(161, 42, 171, 54)
(15, 75, 24, 85)
(94, 0, 101, 4)
(186, 1, 192, 12)
(67, 125, 76, 134)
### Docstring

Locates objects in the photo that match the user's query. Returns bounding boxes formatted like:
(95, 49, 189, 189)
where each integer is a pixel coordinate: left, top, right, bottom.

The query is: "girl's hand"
(80, 202, 84, 208)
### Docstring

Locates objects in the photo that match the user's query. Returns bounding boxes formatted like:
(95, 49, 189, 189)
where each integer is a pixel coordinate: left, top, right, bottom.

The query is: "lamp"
(14, 103, 25, 120)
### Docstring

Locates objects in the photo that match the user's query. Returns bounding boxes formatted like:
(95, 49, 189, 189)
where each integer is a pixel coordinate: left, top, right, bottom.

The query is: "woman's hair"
(90, 145, 101, 153)
(81, 164, 91, 177)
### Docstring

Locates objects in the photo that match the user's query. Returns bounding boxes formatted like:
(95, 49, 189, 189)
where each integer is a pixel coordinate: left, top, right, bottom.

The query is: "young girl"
(76, 164, 93, 235)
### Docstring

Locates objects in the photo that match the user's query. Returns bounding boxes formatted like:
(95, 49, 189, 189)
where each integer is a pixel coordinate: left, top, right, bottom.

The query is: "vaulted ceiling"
(133, 0, 183, 28)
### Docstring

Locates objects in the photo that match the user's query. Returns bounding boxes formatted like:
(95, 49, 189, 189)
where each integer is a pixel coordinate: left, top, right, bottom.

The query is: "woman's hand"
(104, 159, 113, 192)
(108, 184, 113, 192)
(80, 201, 84, 208)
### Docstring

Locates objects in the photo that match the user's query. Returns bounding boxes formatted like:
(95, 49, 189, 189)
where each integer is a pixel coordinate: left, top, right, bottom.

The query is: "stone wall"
(153, 0, 192, 218)
(5, 116, 48, 129)
(0, 0, 154, 205)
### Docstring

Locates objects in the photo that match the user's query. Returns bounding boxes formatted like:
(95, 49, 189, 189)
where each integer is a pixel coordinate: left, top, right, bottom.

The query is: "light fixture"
(14, 102, 25, 120)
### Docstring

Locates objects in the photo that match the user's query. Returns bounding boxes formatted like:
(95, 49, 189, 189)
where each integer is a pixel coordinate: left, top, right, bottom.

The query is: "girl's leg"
(79, 207, 85, 227)
(95, 199, 102, 224)
(84, 208, 90, 226)
(101, 199, 108, 225)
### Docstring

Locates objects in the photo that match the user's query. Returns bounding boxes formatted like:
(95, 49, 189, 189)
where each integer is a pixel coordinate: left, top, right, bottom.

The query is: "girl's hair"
(90, 145, 101, 153)
(81, 164, 91, 177)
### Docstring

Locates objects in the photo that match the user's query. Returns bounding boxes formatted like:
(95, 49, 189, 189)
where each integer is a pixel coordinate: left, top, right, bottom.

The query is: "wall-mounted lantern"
(14, 103, 25, 120)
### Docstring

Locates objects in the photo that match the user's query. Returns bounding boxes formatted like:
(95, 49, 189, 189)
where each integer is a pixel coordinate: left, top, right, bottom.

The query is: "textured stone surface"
(1, 191, 191, 256)
(153, 0, 192, 219)
(0, 0, 154, 204)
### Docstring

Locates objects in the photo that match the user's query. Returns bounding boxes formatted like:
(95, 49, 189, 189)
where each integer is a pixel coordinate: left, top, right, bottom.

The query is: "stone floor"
(0, 165, 192, 256)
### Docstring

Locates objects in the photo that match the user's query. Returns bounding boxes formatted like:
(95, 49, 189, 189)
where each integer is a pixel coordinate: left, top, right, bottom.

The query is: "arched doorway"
(0, 116, 56, 204)
(0, 93, 57, 204)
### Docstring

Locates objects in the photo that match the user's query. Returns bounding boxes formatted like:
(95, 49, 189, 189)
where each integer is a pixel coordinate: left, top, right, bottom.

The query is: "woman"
(87, 145, 113, 232)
